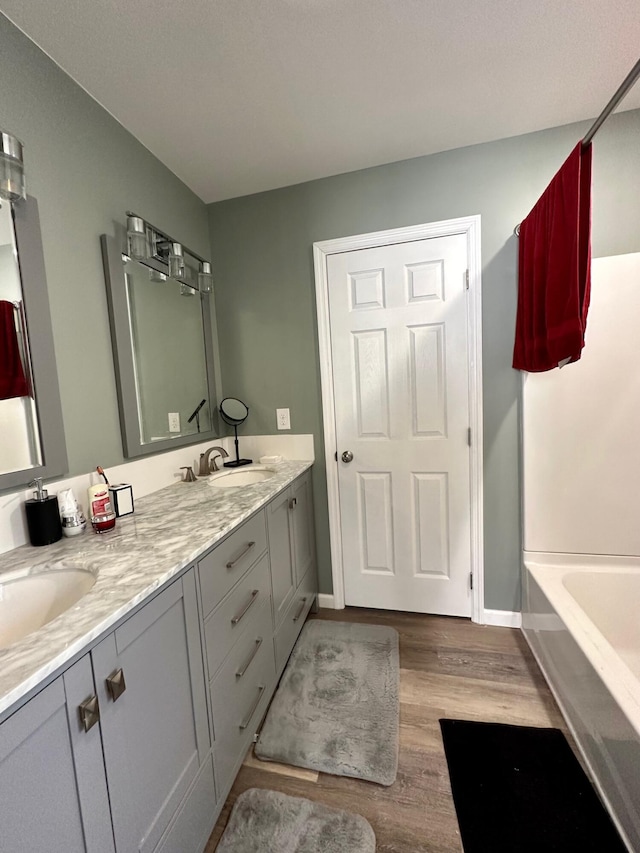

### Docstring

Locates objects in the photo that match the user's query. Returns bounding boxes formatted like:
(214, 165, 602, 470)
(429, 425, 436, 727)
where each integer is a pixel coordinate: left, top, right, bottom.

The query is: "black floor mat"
(439, 719, 627, 853)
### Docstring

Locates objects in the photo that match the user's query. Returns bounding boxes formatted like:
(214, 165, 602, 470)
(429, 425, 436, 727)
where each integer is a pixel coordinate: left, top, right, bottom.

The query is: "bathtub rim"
(524, 551, 640, 741)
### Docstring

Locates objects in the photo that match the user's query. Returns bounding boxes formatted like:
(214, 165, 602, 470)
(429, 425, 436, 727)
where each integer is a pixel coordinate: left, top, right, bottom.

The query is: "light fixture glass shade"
(168, 242, 185, 279)
(180, 282, 196, 297)
(198, 261, 213, 293)
(126, 215, 148, 260)
(149, 269, 167, 283)
(0, 131, 26, 203)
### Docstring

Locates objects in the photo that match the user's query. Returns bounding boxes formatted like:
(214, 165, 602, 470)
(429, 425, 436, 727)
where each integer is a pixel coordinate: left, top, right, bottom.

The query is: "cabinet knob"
(79, 695, 100, 732)
(106, 668, 127, 702)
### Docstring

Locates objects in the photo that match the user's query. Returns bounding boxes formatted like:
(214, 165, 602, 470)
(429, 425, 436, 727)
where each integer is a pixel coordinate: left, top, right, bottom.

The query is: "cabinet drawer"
(210, 603, 276, 792)
(274, 567, 317, 674)
(203, 553, 271, 680)
(198, 511, 267, 617)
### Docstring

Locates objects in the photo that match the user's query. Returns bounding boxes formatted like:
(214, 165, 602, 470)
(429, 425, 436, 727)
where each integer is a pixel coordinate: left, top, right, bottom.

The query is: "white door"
(327, 234, 472, 616)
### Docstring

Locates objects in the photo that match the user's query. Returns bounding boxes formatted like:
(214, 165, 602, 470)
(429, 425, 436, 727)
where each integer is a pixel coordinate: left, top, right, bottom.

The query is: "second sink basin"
(0, 565, 97, 650)
(209, 466, 276, 488)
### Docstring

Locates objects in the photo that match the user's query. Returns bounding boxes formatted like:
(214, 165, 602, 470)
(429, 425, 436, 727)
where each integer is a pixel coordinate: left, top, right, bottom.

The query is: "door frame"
(313, 215, 484, 622)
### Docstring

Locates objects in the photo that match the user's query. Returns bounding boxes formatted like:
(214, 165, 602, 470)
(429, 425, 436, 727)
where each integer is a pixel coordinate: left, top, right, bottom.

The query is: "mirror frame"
(0, 196, 68, 491)
(101, 232, 221, 458)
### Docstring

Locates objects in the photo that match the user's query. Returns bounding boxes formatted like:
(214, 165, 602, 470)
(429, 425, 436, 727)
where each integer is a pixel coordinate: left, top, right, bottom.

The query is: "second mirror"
(219, 397, 252, 468)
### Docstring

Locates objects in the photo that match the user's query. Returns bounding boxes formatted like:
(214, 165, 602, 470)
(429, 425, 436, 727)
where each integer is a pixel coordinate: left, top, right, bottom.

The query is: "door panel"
(328, 234, 472, 616)
(94, 571, 209, 853)
(357, 471, 395, 574)
(267, 488, 296, 627)
(0, 659, 114, 853)
(291, 473, 314, 586)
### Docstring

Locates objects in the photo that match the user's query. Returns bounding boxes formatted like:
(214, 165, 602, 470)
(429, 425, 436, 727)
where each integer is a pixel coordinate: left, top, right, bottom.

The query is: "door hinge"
(470, 572, 474, 590)
(467, 427, 472, 446)
(465, 269, 470, 290)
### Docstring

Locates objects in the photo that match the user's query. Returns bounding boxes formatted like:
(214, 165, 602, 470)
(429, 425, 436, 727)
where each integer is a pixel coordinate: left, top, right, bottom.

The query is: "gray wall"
(208, 109, 640, 608)
(0, 14, 211, 477)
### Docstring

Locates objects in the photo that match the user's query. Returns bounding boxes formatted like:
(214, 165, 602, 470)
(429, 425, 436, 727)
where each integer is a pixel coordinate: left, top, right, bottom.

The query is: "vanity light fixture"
(126, 215, 149, 260)
(168, 242, 185, 280)
(123, 211, 213, 291)
(0, 130, 26, 203)
(198, 261, 213, 294)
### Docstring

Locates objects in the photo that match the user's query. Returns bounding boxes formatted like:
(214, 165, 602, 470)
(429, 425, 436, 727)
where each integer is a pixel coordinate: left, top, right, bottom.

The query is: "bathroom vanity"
(0, 463, 316, 853)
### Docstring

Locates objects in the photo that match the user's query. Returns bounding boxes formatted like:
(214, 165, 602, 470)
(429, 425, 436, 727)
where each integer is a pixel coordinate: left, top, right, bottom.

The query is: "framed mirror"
(101, 231, 221, 458)
(0, 196, 67, 491)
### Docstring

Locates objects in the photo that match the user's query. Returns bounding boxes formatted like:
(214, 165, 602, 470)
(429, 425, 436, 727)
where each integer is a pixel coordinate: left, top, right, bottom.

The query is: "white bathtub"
(522, 553, 640, 852)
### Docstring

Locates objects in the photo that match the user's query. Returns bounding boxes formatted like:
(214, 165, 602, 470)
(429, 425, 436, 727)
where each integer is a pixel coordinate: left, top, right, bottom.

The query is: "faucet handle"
(180, 466, 197, 482)
(210, 454, 222, 472)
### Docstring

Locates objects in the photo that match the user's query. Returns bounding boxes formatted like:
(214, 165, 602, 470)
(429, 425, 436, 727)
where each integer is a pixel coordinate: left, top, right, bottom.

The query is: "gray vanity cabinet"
(268, 471, 317, 673)
(93, 569, 211, 853)
(0, 568, 212, 853)
(0, 655, 114, 853)
(267, 489, 297, 627)
(0, 469, 317, 853)
(290, 471, 315, 587)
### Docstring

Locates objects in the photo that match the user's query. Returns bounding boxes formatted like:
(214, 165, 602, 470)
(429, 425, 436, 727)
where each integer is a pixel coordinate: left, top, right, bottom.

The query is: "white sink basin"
(209, 466, 276, 488)
(0, 565, 97, 650)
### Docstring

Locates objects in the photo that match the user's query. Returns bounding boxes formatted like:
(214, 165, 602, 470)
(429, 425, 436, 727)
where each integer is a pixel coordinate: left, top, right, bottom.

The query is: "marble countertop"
(0, 461, 312, 720)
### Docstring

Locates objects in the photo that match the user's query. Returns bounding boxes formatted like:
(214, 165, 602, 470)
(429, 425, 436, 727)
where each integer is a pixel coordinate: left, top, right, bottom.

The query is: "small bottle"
(58, 488, 87, 537)
(87, 482, 116, 534)
(25, 479, 63, 547)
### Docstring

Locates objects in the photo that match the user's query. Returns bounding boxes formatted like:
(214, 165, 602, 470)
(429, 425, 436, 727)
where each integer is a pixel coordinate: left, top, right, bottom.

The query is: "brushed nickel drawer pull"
(293, 597, 308, 623)
(106, 668, 126, 702)
(231, 589, 259, 625)
(236, 637, 263, 678)
(79, 695, 100, 732)
(239, 685, 265, 730)
(226, 541, 256, 570)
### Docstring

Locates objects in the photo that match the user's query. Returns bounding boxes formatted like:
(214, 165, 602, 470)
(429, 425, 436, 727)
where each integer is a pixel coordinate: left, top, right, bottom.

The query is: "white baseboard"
(481, 609, 522, 629)
(317, 593, 337, 609)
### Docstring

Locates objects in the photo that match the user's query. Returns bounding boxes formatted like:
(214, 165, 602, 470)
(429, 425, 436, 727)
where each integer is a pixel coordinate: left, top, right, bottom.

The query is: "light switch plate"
(168, 412, 181, 433)
(276, 408, 290, 430)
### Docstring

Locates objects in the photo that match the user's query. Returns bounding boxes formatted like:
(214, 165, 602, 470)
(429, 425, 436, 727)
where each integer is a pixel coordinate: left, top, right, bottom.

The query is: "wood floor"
(205, 607, 566, 852)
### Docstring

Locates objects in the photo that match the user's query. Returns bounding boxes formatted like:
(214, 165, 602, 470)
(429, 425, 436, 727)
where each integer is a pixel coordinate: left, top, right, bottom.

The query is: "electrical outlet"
(168, 412, 181, 433)
(276, 408, 290, 430)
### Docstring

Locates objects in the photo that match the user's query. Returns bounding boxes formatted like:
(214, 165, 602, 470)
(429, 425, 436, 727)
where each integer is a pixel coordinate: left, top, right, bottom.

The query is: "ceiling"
(1, 1, 639, 203)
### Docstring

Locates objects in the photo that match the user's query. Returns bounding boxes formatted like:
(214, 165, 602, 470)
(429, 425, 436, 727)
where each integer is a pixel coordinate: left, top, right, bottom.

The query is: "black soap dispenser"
(25, 478, 63, 546)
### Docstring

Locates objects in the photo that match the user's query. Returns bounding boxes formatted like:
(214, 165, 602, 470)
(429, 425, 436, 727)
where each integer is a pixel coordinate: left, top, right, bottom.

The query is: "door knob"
(341, 451, 354, 463)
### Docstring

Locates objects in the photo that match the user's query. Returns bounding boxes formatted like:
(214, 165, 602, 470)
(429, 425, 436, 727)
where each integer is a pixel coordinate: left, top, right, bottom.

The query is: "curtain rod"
(514, 56, 640, 236)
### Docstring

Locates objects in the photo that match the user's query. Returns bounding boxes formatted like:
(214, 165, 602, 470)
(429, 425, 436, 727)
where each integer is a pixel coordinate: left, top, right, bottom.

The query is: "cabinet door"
(0, 656, 114, 853)
(267, 487, 296, 628)
(93, 570, 210, 853)
(291, 472, 315, 586)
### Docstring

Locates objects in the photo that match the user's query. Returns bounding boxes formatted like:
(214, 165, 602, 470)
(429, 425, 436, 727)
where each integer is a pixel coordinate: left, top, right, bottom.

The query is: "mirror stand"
(219, 397, 252, 467)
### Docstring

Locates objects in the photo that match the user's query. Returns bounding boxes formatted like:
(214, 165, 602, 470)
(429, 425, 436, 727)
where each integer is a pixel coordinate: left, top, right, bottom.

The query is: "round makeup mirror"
(219, 397, 248, 426)
(218, 397, 252, 467)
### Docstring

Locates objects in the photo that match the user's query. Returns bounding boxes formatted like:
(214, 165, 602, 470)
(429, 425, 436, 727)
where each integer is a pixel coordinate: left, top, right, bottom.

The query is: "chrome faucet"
(198, 446, 229, 476)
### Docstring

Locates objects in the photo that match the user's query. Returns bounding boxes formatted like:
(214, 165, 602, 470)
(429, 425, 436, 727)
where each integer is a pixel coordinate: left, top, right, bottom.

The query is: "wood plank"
(242, 745, 319, 782)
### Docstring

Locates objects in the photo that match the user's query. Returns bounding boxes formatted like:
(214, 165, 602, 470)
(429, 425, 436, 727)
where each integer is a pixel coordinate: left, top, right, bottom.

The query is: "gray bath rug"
(216, 788, 376, 853)
(255, 619, 399, 785)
